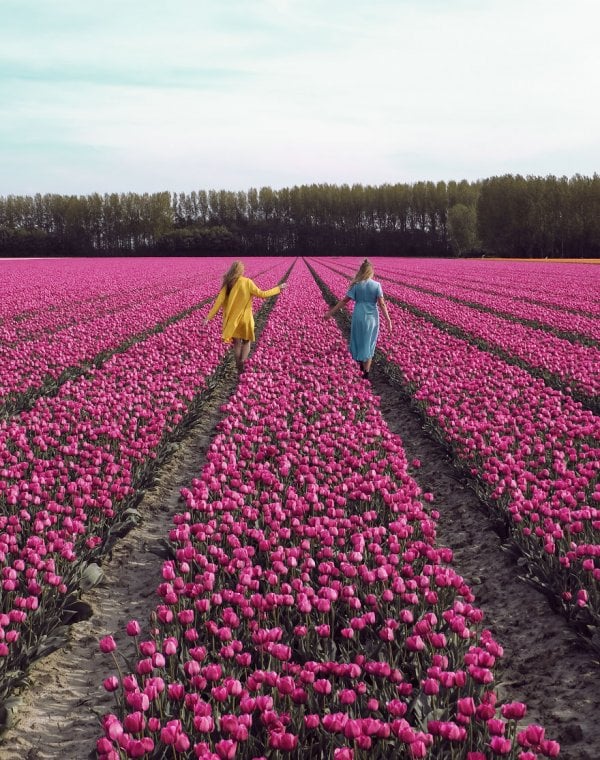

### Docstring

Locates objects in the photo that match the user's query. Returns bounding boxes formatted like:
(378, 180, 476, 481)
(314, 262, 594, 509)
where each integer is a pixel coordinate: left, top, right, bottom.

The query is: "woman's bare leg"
(363, 358, 372, 373)
(238, 340, 251, 372)
(232, 339, 243, 371)
(232, 339, 251, 373)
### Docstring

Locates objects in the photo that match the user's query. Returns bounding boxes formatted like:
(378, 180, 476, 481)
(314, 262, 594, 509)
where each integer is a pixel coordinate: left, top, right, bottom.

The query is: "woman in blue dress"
(325, 259, 392, 378)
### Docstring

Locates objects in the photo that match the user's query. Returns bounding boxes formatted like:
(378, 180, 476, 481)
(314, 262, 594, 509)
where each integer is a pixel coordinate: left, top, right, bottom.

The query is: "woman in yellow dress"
(205, 261, 287, 373)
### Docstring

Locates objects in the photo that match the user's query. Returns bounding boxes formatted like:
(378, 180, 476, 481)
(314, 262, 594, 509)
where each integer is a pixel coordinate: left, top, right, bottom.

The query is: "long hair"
(350, 259, 374, 285)
(222, 261, 244, 294)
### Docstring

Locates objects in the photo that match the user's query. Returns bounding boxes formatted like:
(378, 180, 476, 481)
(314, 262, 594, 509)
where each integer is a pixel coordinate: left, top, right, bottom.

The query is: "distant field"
(470, 257, 600, 264)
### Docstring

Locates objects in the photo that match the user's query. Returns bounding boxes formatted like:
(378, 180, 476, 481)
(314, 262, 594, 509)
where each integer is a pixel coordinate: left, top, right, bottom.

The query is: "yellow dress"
(206, 276, 281, 342)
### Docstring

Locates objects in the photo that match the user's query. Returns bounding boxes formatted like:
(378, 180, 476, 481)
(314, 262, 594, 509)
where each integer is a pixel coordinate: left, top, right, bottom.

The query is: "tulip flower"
(99, 636, 117, 654)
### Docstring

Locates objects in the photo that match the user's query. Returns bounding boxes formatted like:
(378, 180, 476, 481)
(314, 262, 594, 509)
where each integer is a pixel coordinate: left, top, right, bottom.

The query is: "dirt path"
(0, 362, 239, 760)
(370, 364, 600, 760)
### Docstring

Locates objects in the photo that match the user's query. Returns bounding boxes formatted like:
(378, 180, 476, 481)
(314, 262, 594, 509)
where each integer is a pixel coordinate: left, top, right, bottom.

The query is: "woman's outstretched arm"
(324, 296, 350, 318)
(378, 296, 392, 330)
(249, 280, 287, 298)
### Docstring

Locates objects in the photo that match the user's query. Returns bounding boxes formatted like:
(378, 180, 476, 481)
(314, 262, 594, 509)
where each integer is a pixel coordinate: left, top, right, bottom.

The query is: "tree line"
(0, 174, 598, 258)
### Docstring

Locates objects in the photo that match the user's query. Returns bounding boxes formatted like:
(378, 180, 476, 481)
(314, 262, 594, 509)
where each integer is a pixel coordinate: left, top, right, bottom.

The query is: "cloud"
(1, 0, 599, 193)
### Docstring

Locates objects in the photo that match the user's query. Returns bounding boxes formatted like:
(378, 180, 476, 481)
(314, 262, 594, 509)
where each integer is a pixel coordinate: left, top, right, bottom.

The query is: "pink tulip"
(409, 740, 428, 758)
(126, 620, 141, 637)
(313, 678, 332, 695)
(457, 697, 476, 716)
(215, 739, 237, 759)
(96, 737, 114, 754)
(489, 736, 512, 754)
(334, 749, 354, 760)
(342, 719, 361, 739)
(487, 718, 506, 735)
(501, 702, 527, 720)
(123, 712, 145, 733)
(162, 637, 178, 655)
(540, 740, 561, 757)
(99, 636, 117, 653)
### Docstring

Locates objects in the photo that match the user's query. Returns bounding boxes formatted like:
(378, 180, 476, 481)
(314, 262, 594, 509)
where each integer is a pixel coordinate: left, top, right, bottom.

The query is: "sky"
(1, 0, 599, 195)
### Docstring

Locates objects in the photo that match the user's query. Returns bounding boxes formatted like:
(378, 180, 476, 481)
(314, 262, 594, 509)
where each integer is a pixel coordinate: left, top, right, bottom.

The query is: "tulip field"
(0, 256, 598, 759)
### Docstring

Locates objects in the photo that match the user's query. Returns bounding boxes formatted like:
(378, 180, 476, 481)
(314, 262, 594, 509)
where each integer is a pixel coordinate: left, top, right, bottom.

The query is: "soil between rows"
(1, 344, 599, 759)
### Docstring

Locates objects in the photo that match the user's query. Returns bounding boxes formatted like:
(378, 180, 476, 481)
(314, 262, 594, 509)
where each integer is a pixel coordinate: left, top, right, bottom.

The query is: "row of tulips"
(0, 258, 202, 332)
(0, 261, 217, 345)
(309, 260, 599, 407)
(0, 258, 272, 408)
(316, 258, 600, 342)
(309, 260, 600, 628)
(98, 260, 558, 759)
(0, 281, 212, 407)
(0, 258, 124, 324)
(0, 259, 291, 710)
(357, 258, 600, 320)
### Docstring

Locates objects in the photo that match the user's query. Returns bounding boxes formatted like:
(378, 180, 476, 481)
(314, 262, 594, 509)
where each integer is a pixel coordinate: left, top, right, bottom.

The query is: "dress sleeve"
(206, 286, 227, 320)
(249, 280, 281, 298)
(346, 284, 356, 301)
(376, 282, 384, 299)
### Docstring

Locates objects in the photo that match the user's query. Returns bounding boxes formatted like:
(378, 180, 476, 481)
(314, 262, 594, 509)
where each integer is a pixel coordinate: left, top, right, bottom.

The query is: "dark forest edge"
(1, 173, 599, 259)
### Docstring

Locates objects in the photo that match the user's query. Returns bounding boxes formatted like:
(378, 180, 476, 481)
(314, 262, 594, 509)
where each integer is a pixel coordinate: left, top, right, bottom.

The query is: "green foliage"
(478, 173, 600, 258)
(448, 204, 479, 256)
(0, 226, 54, 257)
(157, 225, 241, 255)
(1, 175, 598, 258)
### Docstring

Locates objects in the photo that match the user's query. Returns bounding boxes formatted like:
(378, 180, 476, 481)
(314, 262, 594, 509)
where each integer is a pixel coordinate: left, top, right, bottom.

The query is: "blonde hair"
(351, 259, 374, 285)
(222, 260, 244, 294)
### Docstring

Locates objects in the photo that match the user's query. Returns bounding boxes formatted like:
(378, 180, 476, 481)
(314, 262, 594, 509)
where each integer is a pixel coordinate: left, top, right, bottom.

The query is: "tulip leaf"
(0, 695, 24, 729)
(408, 691, 431, 729)
(80, 562, 104, 591)
(28, 626, 71, 659)
(147, 538, 175, 559)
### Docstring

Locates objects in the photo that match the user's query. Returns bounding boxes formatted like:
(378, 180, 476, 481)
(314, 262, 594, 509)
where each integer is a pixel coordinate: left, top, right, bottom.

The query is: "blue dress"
(346, 279, 383, 361)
